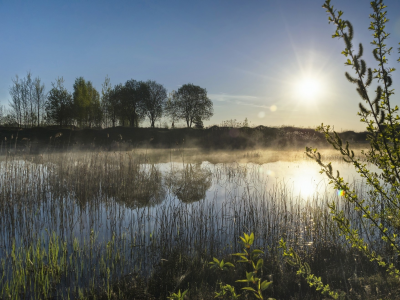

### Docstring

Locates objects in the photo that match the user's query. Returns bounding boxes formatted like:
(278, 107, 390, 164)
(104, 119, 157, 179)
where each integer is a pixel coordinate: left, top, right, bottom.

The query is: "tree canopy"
(73, 77, 102, 128)
(167, 83, 213, 128)
(4, 73, 214, 129)
(143, 80, 167, 128)
(46, 77, 73, 126)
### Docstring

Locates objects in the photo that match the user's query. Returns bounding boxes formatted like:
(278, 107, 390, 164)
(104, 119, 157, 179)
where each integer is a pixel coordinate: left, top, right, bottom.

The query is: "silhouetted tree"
(22, 72, 34, 127)
(33, 76, 46, 127)
(108, 84, 124, 127)
(193, 115, 204, 129)
(0, 105, 5, 126)
(169, 83, 213, 127)
(9, 75, 22, 127)
(86, 81, 102, 127)
(142, 80, 167, 127)
(73, 77, 102, 127)
(45, 77, 73, 126)
(73, 77, 89, 126)
(8, 72, 36, 127)
(101, 75, 113, 128)
(164, 91, 179, 128)
(121, 79, 146, 127)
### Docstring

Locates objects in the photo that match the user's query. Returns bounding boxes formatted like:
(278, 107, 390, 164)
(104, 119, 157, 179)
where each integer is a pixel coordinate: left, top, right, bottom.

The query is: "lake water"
(1, 149, 387, 297)
(0, 150, 377, 247)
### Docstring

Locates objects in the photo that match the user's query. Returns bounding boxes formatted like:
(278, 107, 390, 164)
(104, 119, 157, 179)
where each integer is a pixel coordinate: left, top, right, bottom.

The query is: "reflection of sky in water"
(0, 155, 385, 294)
(0, 158, 378, 206)
(252, 160, 375, 199)
(159, 159, 378, 202)
(0, 157, 380, 249)
(149, 159, 381, 214)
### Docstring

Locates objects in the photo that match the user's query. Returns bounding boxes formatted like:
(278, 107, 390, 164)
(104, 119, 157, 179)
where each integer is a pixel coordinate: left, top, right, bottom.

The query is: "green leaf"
(249, 232, 255, 245)
(241, 287, 257, 292)
(251, 249, 264, 255)
(246, 271, 254, 280)
(182, 289, 188, 297)
(261, 280, 273, 291)
(232, 253, 247, 256)
(256, 259, 264, 270)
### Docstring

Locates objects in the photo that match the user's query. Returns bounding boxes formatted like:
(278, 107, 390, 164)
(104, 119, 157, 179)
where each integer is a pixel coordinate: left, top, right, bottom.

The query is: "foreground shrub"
(283, 0, 400, 298)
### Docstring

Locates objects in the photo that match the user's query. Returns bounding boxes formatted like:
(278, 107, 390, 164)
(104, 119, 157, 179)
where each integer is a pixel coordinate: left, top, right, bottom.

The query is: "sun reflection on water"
(259, 161, 330, 199)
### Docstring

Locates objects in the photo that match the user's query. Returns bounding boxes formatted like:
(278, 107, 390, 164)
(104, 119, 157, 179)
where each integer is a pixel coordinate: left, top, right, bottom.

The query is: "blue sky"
(1, 0, 400, 130)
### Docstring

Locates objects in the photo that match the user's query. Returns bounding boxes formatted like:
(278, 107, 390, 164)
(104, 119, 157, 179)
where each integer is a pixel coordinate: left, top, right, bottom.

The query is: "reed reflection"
(48, 153, 166, 208)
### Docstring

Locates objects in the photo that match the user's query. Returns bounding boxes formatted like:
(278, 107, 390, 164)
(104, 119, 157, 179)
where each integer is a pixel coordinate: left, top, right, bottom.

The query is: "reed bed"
(0, 151, 398, 299)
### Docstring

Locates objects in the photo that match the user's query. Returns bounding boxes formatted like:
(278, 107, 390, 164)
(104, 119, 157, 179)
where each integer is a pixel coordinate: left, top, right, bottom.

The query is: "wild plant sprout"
(210, 233, 275, 300)
(282, 0, 400, 298)
(167, 289, 188, 300)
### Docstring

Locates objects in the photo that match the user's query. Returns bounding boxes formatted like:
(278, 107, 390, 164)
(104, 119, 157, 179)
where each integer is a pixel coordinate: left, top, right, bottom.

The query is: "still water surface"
(0, 150, 377, 246)
(1, 150, 383, 296)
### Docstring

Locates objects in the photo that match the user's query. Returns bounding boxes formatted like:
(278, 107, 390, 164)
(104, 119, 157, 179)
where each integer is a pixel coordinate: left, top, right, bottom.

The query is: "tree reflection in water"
(46, 153, 212, 209)
(165, 163, 212, 203)
(104, 164, 166, 208)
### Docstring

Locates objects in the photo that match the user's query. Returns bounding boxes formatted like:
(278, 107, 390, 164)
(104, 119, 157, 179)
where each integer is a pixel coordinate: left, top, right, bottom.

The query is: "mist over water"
(0, 149, 376, 246)
(0, 149, 383, 297)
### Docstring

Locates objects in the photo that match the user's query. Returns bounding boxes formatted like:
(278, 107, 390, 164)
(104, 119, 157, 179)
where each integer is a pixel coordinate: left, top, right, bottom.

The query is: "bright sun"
(296, 77, 321, 100)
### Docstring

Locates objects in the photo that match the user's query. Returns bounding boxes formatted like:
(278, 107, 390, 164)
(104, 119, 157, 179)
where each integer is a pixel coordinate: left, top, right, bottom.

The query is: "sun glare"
(296, 77, 321, 101)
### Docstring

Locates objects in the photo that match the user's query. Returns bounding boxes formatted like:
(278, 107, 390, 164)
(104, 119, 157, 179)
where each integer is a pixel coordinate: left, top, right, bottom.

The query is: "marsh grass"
(0, 150, 397, 299)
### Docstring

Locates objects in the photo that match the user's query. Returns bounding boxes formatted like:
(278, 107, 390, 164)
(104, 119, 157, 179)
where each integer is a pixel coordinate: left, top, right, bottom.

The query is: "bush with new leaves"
(280, 0, 400, 298)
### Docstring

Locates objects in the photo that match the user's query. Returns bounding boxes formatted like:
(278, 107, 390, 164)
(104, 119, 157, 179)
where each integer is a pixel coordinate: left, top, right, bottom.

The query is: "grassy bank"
(0, 126, 369, 154)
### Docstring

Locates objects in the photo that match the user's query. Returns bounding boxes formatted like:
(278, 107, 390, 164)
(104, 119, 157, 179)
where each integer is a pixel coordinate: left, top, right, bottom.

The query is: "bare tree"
(25, 72, 35, 127)
(20, 73, 33, 127)
(9, 75, 22, 127)
(9, 72, 37, 127)
(0, 105, 4, 126)
(0, 106, 16, 127)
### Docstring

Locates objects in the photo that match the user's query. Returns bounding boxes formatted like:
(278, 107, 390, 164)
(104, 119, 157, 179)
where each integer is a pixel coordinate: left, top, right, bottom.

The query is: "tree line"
(0, 72, 214, 129)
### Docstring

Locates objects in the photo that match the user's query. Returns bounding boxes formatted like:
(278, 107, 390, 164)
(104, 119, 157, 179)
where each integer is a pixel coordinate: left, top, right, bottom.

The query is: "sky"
(1, 0, 400, 130)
